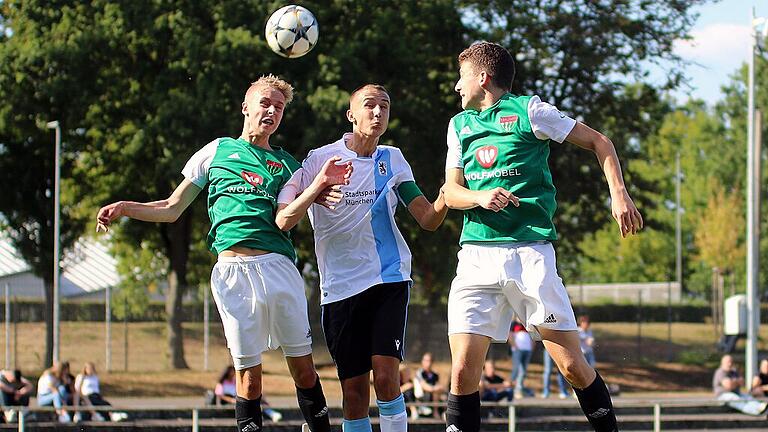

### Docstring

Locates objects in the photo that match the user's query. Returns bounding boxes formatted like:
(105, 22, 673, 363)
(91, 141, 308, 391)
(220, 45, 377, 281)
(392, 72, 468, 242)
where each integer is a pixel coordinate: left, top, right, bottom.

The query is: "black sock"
(446, 392, 480, 432)
(296, 375, 330, 432)
(235, 396, 262, 432)
(573, 371, 618, 432)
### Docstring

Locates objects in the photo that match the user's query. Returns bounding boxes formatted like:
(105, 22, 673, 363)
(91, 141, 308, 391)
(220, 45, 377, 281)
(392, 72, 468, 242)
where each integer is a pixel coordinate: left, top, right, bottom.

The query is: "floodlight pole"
(46, 120, 61, 365)
(746, 10, 766, 387)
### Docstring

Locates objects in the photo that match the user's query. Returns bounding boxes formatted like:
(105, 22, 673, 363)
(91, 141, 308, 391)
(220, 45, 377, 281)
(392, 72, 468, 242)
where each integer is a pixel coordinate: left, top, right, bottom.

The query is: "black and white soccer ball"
(265, 5, 319, 59)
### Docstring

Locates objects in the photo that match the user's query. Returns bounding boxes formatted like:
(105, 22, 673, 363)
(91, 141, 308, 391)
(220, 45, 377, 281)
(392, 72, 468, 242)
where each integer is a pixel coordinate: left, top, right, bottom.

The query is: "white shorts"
(211, 253, 312, 370)
(448, 242, 577, 342)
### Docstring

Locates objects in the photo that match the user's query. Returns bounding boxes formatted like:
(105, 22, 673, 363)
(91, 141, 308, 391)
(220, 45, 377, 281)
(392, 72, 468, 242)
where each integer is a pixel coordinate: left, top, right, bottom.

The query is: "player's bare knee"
(561, 362, 592, 389)
(373, 373, 399, 399)
(293, 367, 317, 389)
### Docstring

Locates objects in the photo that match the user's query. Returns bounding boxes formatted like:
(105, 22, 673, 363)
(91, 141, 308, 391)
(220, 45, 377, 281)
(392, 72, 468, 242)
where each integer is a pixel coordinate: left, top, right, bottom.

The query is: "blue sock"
(377, 394, 407, 432)
(342, 417, 373, 432)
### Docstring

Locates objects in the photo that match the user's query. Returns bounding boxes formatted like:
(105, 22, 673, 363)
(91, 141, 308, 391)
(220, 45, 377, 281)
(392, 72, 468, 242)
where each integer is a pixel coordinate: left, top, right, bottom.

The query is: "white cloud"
(673, 23, 751, 69)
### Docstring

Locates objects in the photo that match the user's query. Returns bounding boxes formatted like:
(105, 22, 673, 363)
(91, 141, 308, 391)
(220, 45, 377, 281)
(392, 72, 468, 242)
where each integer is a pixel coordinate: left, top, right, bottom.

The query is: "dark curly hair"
(458, 42, 516, 91)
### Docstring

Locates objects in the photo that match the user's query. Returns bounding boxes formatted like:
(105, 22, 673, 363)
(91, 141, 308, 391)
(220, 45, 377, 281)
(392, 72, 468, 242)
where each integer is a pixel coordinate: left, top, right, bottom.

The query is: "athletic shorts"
(322, 281, 410, 380)
(448, 242, 577, 341)
(210, 253, 312, 370)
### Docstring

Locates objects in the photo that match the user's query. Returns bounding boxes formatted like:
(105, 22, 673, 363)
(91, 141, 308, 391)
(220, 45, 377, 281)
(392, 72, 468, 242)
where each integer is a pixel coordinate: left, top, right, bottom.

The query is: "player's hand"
(95, 201, 125, 233)
(315, 185, 344, 210)
(477, 187, 519, 212)
(317, 156, 353, 188)
(611, 190, 643, 237)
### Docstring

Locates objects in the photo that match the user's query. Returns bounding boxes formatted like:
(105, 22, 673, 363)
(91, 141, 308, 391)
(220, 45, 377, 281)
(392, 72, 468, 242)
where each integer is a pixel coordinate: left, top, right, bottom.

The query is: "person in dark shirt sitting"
(479, 360, 513, 402)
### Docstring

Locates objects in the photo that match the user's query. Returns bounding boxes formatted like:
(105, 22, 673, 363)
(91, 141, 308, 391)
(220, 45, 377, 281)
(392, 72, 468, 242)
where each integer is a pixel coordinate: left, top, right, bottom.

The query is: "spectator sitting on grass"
(713, 354, 768, 417)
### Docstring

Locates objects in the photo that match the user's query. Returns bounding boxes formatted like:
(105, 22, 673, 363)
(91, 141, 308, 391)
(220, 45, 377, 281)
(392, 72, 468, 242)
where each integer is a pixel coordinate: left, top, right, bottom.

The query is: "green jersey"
(182, 137, 301, 260)
(445, 93, 576, 245)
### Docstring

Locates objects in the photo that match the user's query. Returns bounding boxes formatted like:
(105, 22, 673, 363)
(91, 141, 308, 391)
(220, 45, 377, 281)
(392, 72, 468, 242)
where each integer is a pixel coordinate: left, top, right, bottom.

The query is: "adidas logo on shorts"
(588, 408, 611, 418)
(314, 406, 328, 417)
(543, 313, 557, 324)
(446, 425, 462, 432)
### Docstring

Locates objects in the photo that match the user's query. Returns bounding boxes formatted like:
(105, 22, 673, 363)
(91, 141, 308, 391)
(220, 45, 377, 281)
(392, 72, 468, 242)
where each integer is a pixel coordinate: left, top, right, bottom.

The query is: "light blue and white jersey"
(278, 133, 414, 305)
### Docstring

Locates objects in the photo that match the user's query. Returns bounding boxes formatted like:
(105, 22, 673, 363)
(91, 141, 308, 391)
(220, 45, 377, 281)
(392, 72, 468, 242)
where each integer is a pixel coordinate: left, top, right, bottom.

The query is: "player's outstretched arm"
(275, 156, 352, 231)
(406, 186, 448, 231)
(564, 122, 643, 237)
(95, 179, 202, 232)
(443, 168, 519, 212)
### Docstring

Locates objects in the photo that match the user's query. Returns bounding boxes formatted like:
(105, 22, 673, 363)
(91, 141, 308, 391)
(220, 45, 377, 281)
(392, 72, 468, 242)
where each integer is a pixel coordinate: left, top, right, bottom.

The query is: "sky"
(665, 0, 768, 105)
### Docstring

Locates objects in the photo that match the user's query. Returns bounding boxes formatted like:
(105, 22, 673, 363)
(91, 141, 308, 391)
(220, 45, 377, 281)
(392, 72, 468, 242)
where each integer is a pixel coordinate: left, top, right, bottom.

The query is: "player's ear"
(478, 71, 490, 89)
(346, 109, 356, 125)
(242, 101, 249, 117)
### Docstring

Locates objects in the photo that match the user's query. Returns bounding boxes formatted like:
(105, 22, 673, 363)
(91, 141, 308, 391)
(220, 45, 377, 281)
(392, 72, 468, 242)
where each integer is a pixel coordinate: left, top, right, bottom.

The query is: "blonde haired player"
(96, 75, 350, 432)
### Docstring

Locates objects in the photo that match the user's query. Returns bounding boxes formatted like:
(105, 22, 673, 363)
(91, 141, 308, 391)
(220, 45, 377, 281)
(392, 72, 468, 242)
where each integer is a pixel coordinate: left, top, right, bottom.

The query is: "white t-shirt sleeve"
(181, 139, 220, 188)
(394, 149, 416, 184)
(277, 168, 304, 205)
(445, 117, 464, 170)
(528, 95, 577, 143)
(277, 151, 320, 205)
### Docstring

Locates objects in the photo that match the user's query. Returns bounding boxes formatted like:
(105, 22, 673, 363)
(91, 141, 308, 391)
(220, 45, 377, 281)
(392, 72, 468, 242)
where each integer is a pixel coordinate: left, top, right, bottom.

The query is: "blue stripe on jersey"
(371, 149, 403, 282)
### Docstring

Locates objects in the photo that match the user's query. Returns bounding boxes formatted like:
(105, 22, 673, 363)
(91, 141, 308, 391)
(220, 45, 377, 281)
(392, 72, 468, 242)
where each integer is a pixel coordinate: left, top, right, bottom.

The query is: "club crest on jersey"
(475, 145, 498, 169)
(240, 170, 263, 187)
(499, 114, 518, 132)
(266, 160, 284, 175)
(378, 161, 388, 176)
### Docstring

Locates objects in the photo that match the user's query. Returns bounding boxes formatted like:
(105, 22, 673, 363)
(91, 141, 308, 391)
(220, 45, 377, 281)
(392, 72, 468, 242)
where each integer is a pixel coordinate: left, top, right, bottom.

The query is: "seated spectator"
(73, 362, 128, 422)
(399, 365, 418, 419)
(0, 369, 33, 422)
(713, 354, 767, 416)
(213, 365, 281, 422)
(37, 363, 70, 423)
(750, 357, 768, 398)
(479, 359, 513, 402)
(58, 361, 75, 407)
(414, 352, 445, 418)
(214, 365, 237, 405)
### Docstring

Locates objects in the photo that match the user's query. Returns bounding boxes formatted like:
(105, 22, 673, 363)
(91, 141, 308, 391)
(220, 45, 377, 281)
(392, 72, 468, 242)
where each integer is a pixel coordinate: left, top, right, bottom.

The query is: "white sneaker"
(58, 413, 71, 423)
(72, 412, 82, 422)
(271, 411, 282, 422)
(109, 412, 128, 422)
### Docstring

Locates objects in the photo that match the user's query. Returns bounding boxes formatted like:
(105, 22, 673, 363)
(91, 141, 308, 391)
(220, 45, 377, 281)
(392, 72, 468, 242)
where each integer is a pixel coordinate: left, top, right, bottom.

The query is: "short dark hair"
(349, 83, 389, 105)
(458, 42, 516, 91)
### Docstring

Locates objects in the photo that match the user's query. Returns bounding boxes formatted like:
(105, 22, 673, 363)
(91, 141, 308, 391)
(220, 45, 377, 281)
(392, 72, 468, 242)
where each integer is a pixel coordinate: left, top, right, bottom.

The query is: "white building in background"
(0, 236, 120, 301)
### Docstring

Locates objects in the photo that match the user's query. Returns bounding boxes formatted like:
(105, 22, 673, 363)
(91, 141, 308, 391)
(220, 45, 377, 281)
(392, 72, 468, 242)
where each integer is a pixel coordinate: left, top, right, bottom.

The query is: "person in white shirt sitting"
(73, 362, 128, 422)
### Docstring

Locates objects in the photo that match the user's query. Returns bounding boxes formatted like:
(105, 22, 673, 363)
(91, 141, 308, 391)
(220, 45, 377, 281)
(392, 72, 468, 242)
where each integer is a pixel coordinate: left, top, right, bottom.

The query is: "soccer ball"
(265, 5, 319, 58)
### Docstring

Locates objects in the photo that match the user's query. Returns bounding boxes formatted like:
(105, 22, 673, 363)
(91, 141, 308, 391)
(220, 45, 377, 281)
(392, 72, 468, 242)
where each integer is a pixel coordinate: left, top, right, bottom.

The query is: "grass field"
(3, 321, 766, 399)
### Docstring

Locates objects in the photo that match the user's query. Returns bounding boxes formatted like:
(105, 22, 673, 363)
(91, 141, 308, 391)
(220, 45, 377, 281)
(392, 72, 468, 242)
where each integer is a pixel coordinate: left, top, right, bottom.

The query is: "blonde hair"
(246, 74, 294, 104)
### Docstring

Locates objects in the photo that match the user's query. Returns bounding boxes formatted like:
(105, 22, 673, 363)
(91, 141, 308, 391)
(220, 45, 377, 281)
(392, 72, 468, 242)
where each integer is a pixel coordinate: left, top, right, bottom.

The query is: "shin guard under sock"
(573, 371, 618, 432)
(235, 396, 262, 432)
(296, 375, 330, 432)
(445, 392, 480, 432)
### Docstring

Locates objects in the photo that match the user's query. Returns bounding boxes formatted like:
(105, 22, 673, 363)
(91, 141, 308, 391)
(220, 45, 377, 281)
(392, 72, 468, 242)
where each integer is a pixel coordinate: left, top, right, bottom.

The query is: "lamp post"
(46, 120, 61, 365)
(746, 11, 767, 387)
